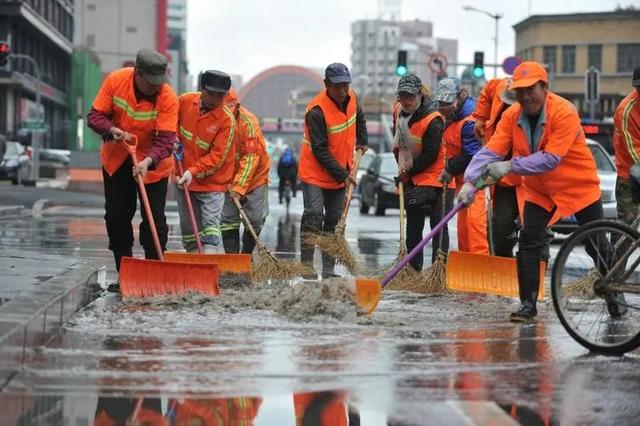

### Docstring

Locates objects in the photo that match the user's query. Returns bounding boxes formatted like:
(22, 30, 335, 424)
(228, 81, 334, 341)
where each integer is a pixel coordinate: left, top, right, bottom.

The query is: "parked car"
(359, 152, 399, 216)
(552, 139, 617, 234)
(353, 149, 376, 199)
(39, 149, 70, 178)
(0, 141, 32, 185)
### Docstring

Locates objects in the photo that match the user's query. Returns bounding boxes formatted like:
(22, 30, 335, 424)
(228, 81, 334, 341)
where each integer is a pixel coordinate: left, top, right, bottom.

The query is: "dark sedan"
(359, 152, 399, 216)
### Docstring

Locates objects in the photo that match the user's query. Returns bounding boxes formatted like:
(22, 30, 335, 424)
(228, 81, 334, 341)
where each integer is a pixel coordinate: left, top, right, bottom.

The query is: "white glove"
(177, 170, 193, 187)
(484, 160, 512, 181)
(457, 182, 477, 207)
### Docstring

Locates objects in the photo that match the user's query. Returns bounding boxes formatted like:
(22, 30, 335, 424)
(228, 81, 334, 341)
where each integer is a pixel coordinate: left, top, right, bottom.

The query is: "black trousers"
(492, 185, 519, 257)
(103, 157, 168, 271)
(406, 187, 455, 271)
(518, 199, 604, 299)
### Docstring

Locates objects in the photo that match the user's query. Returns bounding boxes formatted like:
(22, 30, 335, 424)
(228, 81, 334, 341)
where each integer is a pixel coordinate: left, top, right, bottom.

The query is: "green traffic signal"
(472, 66, 484, 79)
(396, 65, 408, 76)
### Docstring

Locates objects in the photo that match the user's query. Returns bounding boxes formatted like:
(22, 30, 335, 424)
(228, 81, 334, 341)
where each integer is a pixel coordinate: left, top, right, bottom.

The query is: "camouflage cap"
(434, 77, 462, 104)
(135, 48, 168, 85)
(396, 74, 422, 96)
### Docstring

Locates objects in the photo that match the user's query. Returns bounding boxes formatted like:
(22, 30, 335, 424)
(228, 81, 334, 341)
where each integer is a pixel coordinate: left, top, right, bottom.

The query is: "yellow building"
(513, 11, 640, 119)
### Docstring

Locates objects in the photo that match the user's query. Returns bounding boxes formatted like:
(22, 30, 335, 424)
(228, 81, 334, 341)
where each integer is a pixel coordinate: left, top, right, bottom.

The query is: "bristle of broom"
(303, 231, 357, 274)
(251, 246, 314, 282)
(419, 251, 449, 294)
(563, 268, 599, 299)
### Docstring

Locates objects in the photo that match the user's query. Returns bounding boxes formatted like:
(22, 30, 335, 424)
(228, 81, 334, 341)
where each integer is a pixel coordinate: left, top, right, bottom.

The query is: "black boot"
(241, 228, 258, 254)
(510, 251, 540, 322)
(222, 229, 240, 254)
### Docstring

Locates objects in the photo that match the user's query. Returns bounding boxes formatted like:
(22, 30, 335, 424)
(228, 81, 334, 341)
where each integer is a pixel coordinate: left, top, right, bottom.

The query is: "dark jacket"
(445, 96, 482, 176)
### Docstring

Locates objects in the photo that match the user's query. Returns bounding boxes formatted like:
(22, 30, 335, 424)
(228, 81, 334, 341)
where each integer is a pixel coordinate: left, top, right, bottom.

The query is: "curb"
(0, 206, 24, 219)
(0, 264, 105, 389)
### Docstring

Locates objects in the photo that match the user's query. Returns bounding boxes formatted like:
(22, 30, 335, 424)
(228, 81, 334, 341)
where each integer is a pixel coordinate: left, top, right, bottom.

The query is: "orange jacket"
(93, 67, 178, 184)
(614, 90, 640, 179)
(299, 89, 357, 189)
(230, 105, 271, 195)
(473, 78, 522, 188)
(487, 92, 600, 225)
(177, 92, 237, 192)
(393, 105, 445, 187)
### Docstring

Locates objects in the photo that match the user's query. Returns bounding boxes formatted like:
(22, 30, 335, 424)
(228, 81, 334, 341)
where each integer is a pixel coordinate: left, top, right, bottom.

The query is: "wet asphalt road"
(1, 187, 640, 425)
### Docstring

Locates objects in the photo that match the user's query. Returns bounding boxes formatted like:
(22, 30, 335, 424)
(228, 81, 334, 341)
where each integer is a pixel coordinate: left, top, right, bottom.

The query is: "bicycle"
(551, 218, 640, 354)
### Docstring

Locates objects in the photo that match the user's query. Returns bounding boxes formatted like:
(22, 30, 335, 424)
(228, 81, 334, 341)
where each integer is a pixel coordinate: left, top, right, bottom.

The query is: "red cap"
(509, 62, 548, 90)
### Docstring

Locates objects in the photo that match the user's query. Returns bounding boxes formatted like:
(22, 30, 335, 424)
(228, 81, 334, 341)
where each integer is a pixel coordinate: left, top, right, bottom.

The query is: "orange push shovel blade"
(119, 257, 220, 298)
(165, 252, 251, 273)
(353, 278, 382, 314)
(446, 251, 545, 299)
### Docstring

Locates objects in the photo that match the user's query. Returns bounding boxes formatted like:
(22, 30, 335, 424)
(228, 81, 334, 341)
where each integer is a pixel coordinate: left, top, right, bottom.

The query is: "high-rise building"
(74, 0, 168, 74)
(350, 19, 457, 96)
(0, 0, 74, 149)
(167, 0, 190, 93)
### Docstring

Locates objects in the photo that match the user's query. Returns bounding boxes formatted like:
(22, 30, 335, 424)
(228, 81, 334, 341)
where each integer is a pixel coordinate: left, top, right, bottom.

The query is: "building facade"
(73, 0, 167, 74)
(350, 18, 458, 97)
(513, 10, 640, 119)
(167, 0, 190, 93)
(0, 0, 73, 149)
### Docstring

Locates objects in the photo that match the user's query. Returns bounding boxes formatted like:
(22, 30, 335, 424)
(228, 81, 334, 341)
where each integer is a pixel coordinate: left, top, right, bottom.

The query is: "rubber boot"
(241, 228, 258, 254)
(510, 251, 540, 322)
(321, 251, 340, 279)
(111, 248, 132, 293)
(222, 229, 240, 254)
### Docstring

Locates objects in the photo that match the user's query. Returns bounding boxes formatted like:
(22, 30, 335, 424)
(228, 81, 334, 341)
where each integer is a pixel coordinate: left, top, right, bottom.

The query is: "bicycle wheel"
(552, 220, 640, 355)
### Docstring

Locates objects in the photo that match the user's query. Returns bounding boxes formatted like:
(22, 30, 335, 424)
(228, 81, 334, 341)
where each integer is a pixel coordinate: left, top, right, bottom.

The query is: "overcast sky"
(187, 0, 624, 84)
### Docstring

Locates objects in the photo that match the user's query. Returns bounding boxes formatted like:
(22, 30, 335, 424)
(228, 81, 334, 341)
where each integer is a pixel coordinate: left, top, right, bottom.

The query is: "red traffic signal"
(0, 41, 10, 66)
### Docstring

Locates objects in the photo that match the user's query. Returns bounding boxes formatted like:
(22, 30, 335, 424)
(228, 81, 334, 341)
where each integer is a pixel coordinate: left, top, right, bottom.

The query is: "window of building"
(86, 34, 95, 47)
(543, 46, 557, 73)
(588, 45, 602, 71)
(618, 43, 640, 72)
(561, 45, 575, 74)
(126, 26, 137, 33)
(87, 4, 96, 10)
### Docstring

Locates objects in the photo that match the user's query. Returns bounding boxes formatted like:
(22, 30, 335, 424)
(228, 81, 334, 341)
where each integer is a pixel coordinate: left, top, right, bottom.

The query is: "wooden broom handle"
(122, 137, 164, 261)
(398, 182, 405, 245)
(231, 195, 266, 250)
(336, 149, 364, 228)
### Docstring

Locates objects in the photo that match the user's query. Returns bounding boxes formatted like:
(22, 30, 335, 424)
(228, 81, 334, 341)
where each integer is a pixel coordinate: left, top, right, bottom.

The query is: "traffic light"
(396, 50, 408, 77)
(472, 51, 484, 79)
(585, 67, 600, 102)
(0, 41, 10, 66)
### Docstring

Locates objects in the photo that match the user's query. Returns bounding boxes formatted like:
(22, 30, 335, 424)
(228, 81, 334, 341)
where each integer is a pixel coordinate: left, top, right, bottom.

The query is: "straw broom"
(231, 196, 312, 282)
(418, 184, 450, 294)
(384, 182, 423, 290)
(304, 150, 364, 275)
(563, 268, 599, 299)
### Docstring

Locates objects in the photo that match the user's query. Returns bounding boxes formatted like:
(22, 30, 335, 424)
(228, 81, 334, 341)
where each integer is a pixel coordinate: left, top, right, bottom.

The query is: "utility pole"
(462, 5, 503, 78)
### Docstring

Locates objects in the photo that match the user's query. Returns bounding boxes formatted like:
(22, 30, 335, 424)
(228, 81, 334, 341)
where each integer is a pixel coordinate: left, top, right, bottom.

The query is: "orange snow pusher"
(163, 143, 251, 274)
(117, 137, 220, 298)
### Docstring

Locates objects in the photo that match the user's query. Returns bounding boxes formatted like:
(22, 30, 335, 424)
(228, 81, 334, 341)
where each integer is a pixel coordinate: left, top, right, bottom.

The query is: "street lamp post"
(10, 53, 43, 182)
(462, 5, 503, 78)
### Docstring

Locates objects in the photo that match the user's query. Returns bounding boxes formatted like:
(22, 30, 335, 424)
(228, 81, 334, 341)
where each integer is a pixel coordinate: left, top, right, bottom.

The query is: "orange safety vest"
(93, 67, 178, 184)
(613, 90, 640, 179)
(299, 89, 358, 189)
(487, 92, 600, 225)
(230, 105, 271, 195)
(177, 92, 237, 192)
(393, 105, 445, 187)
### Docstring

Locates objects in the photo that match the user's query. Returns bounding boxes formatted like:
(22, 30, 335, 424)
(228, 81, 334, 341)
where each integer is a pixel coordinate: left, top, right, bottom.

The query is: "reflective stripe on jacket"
(231, 106, 271, 195)
(614, 90, 640, 179)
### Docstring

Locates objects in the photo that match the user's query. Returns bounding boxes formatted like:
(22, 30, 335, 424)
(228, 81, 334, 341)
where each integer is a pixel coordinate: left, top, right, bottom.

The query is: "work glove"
(177, 170, 193, 187)
(484, 160, 512, 181)
(438, 169, 453, 185)
(457, 182, 477, 207)
(356, 145, 368, 154)
(132, 157, 153, 180)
